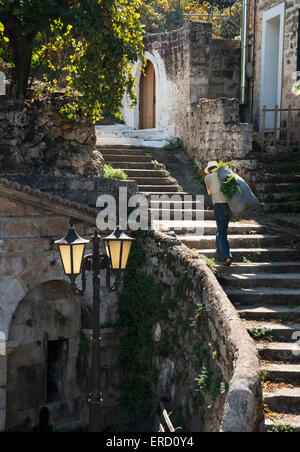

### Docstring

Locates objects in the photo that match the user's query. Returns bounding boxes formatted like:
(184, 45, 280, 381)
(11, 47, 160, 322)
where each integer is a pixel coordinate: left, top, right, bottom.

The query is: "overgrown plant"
(248, 326, 276, 342)
(104, 165, 128, 181)
(115, 239, 163, 428)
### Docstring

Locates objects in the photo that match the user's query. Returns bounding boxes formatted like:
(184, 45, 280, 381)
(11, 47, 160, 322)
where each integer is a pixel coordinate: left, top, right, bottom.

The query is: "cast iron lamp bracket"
(69, 253, 113, 296)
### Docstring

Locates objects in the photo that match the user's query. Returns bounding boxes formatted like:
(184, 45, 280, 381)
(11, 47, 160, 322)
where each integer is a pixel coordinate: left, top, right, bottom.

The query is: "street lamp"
(55, 218, 135, 432)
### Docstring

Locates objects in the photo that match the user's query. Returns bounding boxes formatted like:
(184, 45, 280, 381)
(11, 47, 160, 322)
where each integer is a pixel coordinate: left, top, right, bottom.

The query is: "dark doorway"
(46, 340, 68, 404)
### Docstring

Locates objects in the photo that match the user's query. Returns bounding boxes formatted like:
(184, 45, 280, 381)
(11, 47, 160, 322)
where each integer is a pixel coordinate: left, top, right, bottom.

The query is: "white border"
(260, 2, 285, 130)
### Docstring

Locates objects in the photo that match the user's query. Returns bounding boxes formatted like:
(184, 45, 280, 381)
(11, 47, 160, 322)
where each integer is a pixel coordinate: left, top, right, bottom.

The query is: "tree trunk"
(10, 35, 33, 100)
(1, 12, 35, 101)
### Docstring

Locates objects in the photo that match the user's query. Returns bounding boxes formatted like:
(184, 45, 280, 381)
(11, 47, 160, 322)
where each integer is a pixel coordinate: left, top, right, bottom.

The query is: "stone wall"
(0, 181, 125, 431)
(247, 0, 300, 136)
(139, 230, 263, 432)
(0, 174, 137, 209)
(0, 94, 104, 176)
(181, 98, 254, 179)
(122, 22, 241, 136)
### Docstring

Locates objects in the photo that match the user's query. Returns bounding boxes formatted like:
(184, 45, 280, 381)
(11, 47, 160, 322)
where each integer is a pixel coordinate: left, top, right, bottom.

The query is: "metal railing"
(261, 105, 300, 149)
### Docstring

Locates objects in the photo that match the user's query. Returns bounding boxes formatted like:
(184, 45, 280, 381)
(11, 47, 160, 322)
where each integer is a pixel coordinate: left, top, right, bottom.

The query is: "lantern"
(55, 218, 89, 277)
(104, 228, 135, 270)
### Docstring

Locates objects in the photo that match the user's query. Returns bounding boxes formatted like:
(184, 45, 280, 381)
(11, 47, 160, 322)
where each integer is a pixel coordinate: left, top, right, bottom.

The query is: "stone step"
(134, 177, 177, 185)
(195, 248, 298, 262)
(269, 163, 300, 173)
(257, 173, 300, 184)
(263, 415, 300, 433)
(226, 287, 300, 305)
(138, 185, 180, 192)
(155, 221, 265, 234)
(150, 199, 206, 207)
(104, 154, 152, 162)
(257, 183, 300, 194)
(150, 209, 214, 221)
(143, 191, 190, 197)
(223, 262, 300, 274)
(262, 192, 300, 202)
(122, 169, 168, 178)
(108, 161, 155, 170)
(245, 321, 300, 341)
(96, 137, 167, 148)
(100, 148, 146, 156)
(263, 387, 300, 412)
(261, 363, 300, 384)
(221, 273, 300, 289)
(264, 201, 300, 214)
(257, 343, 300, 363)
(192, 235, 289, 250)
(236, 305, 300, 321)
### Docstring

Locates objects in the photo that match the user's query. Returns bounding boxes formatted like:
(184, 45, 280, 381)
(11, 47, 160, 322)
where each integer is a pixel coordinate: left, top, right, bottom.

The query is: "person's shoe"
(223, 258, 232, 267)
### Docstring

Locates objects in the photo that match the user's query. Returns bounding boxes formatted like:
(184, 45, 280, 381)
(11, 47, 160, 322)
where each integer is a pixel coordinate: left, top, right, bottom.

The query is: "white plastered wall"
(121, 51, 176, 135)
(260, 2, 285, 130)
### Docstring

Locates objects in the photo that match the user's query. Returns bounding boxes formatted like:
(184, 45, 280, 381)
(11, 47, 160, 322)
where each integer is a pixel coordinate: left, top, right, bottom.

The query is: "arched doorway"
(139, 61, 156, 129)
(5, 280, 88, 431)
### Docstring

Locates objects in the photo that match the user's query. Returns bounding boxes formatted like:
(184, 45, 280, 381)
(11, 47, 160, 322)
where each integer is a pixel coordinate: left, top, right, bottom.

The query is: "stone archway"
(139, 60, 156, 129)
(122, 50, 172, 133)
(4, 278, 89, 431)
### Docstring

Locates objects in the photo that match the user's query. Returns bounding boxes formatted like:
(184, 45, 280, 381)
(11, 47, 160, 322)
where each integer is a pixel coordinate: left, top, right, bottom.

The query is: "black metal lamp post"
(55, 218, 135, 432)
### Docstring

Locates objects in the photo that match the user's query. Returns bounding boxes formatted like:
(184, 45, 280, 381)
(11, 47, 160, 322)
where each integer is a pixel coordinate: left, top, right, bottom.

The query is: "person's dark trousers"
(213, 203, 232, 262)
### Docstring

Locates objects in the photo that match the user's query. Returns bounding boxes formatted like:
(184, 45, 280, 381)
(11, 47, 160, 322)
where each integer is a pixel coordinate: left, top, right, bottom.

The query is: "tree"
(139, 0, 240, 37)
(0, 0, 145, 122)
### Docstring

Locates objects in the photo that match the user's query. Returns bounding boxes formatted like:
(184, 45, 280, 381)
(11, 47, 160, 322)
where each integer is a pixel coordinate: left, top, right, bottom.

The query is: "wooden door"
(139, 61, 156, 129)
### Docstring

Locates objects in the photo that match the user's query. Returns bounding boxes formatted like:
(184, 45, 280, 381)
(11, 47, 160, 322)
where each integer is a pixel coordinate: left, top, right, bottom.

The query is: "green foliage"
(55, 309, 68, 326)
(266, 422, 293, 433)
(43, 135, 56, 150)
(211, 160, 237, 173)
(79, 329, 91, 358)
(115, 240, 163, 428)
(220, 174, 237, 199)
(26, 319, 33, 328)
(195, 366, 211, 392)
(0, 0, 145, 122)
(103, 164, 128, 181)
(163, 137, 183, 151)
(198, 254, 217, 267)
(152, 160, 167, 171)
(247, 326, 276, 342)
(140, 1, 240, 37)
(188, 159, 205, 186)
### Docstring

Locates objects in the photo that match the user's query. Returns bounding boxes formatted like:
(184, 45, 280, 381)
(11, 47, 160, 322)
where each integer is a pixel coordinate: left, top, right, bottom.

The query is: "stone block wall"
(122, 22, 241, 136)
(0, 174, 137, 209)
(138, 230, 262, 432)
(0, 94, 104, 176)
(181, 98, 254, 176)
(247, 0, 300, 135)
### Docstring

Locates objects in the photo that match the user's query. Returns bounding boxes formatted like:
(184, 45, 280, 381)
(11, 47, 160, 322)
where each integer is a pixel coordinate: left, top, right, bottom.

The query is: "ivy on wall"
(114, 234, 227, 431)
(115, 237, 163, 428)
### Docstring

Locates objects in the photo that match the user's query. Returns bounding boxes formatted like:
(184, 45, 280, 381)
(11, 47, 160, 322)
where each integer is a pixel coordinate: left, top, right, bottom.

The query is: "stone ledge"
(145, 229, 263, 432)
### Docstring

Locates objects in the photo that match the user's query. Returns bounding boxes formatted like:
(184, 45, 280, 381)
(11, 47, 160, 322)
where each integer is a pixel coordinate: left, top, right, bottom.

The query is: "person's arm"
(204, 176, 212, 195)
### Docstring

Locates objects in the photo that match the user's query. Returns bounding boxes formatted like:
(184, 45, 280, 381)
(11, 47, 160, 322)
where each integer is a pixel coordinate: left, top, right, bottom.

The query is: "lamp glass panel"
(121, 241, 132, 269)
(59, 245, 71, 275)
(106, 241, 122, 269)
(72, 244, 85, 274)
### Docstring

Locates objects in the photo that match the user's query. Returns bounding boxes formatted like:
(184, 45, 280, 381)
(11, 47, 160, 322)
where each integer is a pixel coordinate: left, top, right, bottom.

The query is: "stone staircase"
(254, 146, 300, 214)
(100, 146, 183, 194)
(98, 141, 300, 432)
